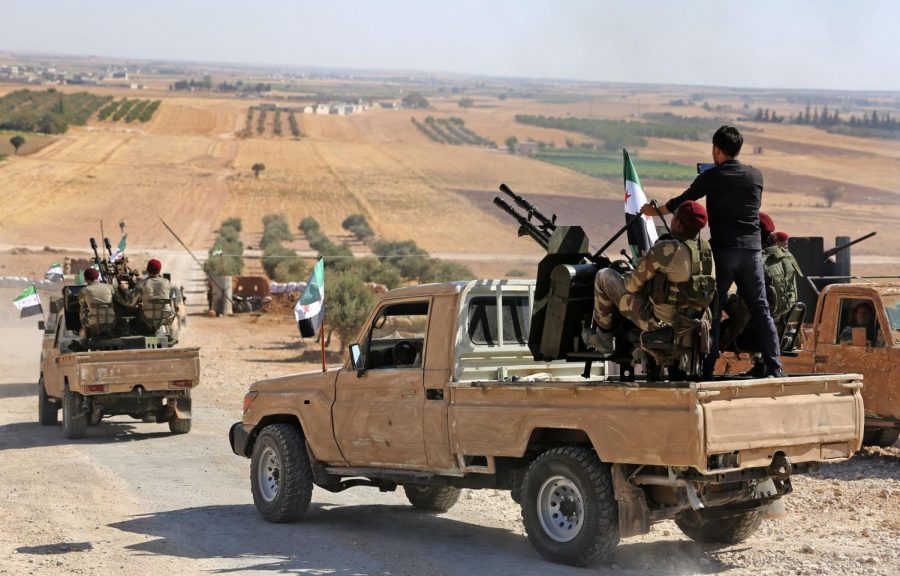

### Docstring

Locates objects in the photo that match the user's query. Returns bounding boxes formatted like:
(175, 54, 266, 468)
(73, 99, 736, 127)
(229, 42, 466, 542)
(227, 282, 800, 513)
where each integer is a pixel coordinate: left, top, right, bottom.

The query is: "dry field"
(1, 81, 898, 264)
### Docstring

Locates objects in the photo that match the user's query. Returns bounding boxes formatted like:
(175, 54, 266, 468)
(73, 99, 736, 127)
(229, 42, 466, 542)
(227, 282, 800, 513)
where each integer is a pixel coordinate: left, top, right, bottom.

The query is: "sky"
(4, 0, 899, 92)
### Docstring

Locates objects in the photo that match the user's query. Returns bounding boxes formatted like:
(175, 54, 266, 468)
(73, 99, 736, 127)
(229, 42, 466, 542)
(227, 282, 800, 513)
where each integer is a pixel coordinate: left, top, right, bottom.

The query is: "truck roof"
(822, 282, 900, 297)
(377, 279, 535, 301)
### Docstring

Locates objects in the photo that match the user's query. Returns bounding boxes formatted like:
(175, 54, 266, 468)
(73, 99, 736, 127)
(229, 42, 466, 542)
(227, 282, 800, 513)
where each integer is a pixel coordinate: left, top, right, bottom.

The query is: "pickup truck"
(720, 282, 900, 448)
(230, 279, 863, 567)
(39, 291, 200, 439)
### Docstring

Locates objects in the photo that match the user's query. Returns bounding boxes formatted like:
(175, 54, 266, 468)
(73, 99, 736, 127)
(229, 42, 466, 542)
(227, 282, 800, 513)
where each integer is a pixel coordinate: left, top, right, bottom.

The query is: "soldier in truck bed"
(119, 258, 174, 335)
(583, 200, 713, 355)
(78, 266, 118, 339)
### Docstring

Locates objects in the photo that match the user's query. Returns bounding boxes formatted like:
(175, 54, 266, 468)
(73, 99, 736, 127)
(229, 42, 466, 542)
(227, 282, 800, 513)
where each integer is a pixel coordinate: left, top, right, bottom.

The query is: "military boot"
(582, 327, 614, 356)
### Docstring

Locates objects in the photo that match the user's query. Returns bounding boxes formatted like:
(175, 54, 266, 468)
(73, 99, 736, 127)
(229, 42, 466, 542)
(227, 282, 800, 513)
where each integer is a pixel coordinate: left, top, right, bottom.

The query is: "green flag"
(13, 285, 43, 318)
(295, 258, 325, 338)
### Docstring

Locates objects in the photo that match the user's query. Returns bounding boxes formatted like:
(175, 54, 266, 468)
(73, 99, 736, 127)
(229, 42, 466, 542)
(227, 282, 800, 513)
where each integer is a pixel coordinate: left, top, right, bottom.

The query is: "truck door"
(333, 299, 430, 468)
(815, 296, 892, 415)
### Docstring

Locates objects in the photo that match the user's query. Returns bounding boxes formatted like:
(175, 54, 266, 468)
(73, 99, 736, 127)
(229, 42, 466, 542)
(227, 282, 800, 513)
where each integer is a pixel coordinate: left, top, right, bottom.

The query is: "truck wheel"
(250, 424, 313, 523)
(62, 386, 87, 439)
(38, 377, 59, 425)
(862, 428, 899, 448)
(521, 447, 619, 567)
(168, 416, 192, 434)
(675, 505, 763, 544)
(403, 485, 461, 512)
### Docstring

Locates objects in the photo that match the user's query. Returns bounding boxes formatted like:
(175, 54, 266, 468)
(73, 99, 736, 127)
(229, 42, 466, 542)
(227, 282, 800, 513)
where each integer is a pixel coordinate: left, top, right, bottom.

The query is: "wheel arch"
(247, 413, 304, 456)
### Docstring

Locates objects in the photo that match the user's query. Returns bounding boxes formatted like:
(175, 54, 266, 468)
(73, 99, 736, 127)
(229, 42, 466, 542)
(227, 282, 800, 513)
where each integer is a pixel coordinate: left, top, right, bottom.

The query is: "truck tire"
(862, 428, 899, 448)
(250, 424, 313, 523)
(168, 416, 192, 434)
(403, 485, 461, 512)
(62, 386, 87, 439)
(521, 447, 619, 567)
(674, 505, 763, 544)
(38, 377, 59, 425)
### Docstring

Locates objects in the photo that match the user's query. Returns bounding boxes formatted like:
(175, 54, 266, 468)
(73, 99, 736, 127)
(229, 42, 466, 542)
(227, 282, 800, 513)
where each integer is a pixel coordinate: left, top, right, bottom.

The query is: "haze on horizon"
(4, 0, 899, 92)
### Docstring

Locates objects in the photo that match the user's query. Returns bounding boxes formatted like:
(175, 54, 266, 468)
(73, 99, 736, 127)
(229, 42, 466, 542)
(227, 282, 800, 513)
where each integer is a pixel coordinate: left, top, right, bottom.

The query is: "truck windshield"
(468, 296, 530, 345)
(881, 295, 900, 340)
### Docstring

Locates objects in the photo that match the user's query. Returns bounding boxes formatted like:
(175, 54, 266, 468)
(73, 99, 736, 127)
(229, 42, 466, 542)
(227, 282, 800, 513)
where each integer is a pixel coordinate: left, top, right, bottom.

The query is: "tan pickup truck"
(39, 295, 200, 439)
(721, 282, 900, 448)
(230, 279, 863, 567)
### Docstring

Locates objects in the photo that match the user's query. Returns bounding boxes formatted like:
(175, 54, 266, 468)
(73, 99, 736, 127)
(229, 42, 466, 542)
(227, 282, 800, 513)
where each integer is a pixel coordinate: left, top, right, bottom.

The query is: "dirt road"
(1, 261, 897, 575)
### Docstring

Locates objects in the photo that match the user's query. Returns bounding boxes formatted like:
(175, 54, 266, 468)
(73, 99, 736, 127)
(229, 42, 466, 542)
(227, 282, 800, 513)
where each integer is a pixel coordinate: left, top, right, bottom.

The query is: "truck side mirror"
(349, 343, 365, 377)
(38, 320, 46, 331)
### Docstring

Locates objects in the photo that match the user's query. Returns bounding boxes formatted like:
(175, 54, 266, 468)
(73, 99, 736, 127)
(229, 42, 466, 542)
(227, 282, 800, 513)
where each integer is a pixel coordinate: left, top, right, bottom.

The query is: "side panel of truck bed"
(449, 384, 705, 468)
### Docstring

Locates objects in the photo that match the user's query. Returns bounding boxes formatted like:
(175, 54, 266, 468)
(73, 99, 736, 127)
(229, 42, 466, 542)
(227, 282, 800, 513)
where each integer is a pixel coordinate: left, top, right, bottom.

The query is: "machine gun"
(822, 231, 876, 261)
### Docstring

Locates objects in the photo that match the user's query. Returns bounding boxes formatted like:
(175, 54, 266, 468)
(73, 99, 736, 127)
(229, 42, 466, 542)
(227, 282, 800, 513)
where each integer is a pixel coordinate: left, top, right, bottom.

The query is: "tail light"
(242, 391, 259, 413)
(171, 380, 193, 388)
(86, 384, 105, 393)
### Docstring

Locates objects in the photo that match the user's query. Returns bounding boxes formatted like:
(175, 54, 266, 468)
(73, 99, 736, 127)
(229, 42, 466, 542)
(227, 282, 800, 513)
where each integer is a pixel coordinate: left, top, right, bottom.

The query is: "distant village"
(0, 63, 146, 89)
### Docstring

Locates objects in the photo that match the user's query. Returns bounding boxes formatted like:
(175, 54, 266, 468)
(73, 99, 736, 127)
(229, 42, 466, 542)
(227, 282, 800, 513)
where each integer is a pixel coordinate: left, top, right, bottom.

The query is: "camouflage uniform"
(79, 281, 117, 337)
(124, 275, 174, 332)
(594, 236, 696, 332)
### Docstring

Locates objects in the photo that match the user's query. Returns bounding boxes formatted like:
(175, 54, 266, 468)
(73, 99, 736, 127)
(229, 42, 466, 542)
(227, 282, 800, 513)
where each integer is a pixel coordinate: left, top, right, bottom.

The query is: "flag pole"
(320, 316, 327, 373)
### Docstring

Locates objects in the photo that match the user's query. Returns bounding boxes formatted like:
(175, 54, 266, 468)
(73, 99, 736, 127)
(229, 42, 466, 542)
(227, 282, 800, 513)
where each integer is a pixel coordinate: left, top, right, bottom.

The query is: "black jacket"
(665, 159, 763, 251)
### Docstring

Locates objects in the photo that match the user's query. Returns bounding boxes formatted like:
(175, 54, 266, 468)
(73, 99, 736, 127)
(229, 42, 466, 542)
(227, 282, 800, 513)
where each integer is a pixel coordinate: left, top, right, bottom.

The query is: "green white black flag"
(110, 234, 127, 262)
(44, 262, 64, 282)
(13, 285, 43, 318)
(295, 258, 325, 338)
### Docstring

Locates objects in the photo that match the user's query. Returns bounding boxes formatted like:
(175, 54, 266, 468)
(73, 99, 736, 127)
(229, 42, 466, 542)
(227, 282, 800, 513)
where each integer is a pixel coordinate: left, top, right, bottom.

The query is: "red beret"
(674, 200, 708, 234)
(759, 212, 775, 235)
(147, 259, 162, 274)
(775, 231, 789, 243)
(84, 267, 99, 281)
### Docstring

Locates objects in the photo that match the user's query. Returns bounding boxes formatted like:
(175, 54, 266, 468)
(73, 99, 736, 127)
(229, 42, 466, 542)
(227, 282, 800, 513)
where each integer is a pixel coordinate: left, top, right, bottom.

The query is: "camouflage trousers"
(593, 268, 664, 332)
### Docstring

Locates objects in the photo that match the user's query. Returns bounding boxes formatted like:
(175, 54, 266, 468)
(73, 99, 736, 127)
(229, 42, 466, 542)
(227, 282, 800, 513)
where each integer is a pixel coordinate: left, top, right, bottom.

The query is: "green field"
(534, 149, 695, 181)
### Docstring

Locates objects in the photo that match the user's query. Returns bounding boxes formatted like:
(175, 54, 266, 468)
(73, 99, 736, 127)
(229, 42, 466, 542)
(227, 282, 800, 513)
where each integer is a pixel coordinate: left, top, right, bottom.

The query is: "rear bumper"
(229, 422, 251, 457)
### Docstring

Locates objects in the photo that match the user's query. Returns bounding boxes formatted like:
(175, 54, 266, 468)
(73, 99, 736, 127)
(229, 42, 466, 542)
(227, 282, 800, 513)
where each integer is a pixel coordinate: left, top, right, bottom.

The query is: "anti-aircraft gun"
(494, 184, 707, 381)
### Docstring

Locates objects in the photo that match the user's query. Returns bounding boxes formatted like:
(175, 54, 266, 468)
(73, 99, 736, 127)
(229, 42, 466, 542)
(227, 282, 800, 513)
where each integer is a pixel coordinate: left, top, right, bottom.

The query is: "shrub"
(261, 244, 295, 279)
(273, 257, 309, 282)
(327, 270, 377, 346)
(222, 217, 242, 232)
(260, 213, 293, 248)
(422, 260, 473, 283)
(299, 216, 320, 235)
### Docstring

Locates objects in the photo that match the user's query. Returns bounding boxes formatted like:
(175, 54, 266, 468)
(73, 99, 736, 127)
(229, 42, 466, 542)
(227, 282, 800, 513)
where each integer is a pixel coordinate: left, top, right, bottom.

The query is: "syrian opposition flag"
(109, 234, 127, 262)
(44, 262, 64, 282)
(294, 258, 324, 338)
(623, 149, 658, 258)
(13, 285, 43, 318)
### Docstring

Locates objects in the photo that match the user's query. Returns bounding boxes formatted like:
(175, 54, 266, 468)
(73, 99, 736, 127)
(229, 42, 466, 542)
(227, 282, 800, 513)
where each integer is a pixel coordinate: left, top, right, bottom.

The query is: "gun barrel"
(493, 197, 550, 250)
(822, 231, 876, 259)
(499, 183, 556, 231)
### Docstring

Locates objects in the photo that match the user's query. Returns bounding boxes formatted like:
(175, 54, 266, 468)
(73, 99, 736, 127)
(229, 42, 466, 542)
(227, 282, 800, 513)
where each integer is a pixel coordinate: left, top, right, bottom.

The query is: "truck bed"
(57, 347, 200, 395)
(448, 373, 863, 473)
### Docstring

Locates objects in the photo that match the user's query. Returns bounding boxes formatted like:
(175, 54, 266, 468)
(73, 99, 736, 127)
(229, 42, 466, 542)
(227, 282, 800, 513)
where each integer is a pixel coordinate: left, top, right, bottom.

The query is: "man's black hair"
(712, 126, 743, 158)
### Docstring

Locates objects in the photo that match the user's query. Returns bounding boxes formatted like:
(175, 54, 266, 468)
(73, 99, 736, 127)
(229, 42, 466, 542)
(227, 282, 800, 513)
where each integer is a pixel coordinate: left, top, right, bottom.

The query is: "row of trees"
(0, 89, 111, 134)
(755, 103, 900, 137)
(98, 99, 161, 123)
(411, 116, 495, 147)
(245, 107, 303, 138)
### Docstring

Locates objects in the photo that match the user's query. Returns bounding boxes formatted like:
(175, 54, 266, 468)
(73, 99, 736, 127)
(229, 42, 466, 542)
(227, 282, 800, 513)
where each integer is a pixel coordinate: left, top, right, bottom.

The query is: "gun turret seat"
(84, 302, 118, 338)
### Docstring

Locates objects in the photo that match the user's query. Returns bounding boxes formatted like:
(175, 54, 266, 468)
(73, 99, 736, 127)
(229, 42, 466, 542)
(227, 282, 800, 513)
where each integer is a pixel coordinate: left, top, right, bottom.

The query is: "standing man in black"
(641, 126, 784, 378)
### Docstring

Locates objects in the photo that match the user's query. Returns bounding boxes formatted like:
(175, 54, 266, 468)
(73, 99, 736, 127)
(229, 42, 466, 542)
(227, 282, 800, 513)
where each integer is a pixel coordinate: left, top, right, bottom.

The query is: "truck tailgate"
(60, 347, 200, 393)
(699, 374, 863, 468)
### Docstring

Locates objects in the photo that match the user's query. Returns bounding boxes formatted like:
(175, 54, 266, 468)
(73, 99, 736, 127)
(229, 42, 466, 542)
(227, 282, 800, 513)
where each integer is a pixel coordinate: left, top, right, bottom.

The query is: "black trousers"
(704, 247, 782, 374)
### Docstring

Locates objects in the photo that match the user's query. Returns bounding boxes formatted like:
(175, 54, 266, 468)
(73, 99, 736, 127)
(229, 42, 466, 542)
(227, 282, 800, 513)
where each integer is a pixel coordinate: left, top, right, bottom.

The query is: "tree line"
(753, 102, 900, 139)
(0, 89, 111, 134)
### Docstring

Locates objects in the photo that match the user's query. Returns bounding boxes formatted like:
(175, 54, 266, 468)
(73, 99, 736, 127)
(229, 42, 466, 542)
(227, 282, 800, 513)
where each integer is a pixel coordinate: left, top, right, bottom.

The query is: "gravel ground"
(0, 259, 897, 575)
